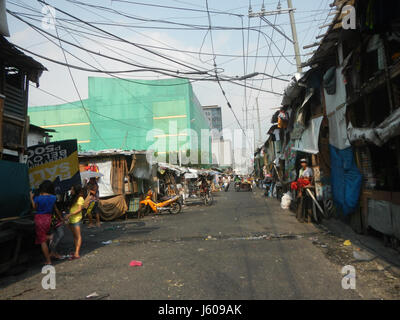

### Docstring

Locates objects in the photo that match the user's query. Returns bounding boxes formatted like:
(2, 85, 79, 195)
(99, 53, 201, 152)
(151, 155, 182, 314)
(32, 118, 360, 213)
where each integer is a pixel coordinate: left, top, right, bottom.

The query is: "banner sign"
(27, 139, 80, 193)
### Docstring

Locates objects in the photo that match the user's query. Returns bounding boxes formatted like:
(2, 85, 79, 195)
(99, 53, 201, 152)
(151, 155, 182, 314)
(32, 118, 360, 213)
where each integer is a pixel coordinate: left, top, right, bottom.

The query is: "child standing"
(30, 180, 60, 265)
(65, 184, 84, 260)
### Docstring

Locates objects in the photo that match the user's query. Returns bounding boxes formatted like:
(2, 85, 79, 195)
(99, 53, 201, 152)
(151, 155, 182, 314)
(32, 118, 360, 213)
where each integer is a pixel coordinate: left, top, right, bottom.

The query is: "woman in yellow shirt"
(65, 184, 84, 260)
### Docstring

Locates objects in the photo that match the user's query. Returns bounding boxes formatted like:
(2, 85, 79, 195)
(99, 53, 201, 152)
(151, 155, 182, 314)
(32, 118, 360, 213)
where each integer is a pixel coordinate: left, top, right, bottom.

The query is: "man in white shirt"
(299, 158, 313, 181)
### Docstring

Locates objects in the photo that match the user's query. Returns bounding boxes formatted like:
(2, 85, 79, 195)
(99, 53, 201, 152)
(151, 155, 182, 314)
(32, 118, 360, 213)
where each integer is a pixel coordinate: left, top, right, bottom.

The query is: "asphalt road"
(0, 186, 390, 300)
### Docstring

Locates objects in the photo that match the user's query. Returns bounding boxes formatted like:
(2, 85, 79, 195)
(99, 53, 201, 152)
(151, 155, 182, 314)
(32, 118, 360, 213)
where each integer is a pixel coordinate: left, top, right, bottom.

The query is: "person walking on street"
(65, 184, 84, 260)
(86, 177, 101, 228)
(30, 180, 60, 265)
(49, 206, 66, 260)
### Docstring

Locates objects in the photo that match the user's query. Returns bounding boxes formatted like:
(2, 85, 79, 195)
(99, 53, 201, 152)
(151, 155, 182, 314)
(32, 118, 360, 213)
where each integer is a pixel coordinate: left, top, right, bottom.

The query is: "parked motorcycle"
(139, 189, 182, 217)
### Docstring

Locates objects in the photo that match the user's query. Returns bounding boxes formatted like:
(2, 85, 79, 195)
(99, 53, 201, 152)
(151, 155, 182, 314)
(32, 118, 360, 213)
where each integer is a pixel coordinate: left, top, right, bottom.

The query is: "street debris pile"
(308, 231, 400, 299)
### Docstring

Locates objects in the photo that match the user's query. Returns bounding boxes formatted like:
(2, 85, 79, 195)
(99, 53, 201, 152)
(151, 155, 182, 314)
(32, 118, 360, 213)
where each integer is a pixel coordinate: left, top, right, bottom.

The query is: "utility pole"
(249, 0, 303, 73)
(256, 97, 262, 146)
(287, 0, 302, 73)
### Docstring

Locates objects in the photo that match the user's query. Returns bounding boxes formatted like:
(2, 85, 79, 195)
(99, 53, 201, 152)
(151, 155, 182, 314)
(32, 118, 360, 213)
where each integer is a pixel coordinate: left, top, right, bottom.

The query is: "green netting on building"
(29, 77, 212, 164)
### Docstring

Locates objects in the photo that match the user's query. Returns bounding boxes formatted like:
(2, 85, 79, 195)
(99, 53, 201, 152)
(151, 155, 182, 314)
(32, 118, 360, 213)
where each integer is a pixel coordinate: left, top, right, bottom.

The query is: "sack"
(280, 192, 292, 210)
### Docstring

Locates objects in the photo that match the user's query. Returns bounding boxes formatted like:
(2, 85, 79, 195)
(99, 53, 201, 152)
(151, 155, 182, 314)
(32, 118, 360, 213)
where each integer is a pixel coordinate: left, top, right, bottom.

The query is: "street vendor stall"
(79, 149, 150, 221)
(156, 162, 187, 201)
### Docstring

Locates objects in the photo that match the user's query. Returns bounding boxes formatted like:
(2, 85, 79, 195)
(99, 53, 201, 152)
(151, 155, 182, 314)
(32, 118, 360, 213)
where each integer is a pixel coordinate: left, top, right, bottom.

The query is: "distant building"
(29, 77, 212, 164)
(202, 105, 223, 139)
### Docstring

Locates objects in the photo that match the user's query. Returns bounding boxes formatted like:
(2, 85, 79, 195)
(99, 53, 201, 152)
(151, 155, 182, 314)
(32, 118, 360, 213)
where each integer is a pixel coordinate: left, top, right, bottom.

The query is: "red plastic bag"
(129, 260, 143, 267)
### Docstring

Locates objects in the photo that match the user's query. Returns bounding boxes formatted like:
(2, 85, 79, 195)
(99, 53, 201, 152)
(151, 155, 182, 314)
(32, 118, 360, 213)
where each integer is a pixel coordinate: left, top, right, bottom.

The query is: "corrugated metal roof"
(78, 149, 148, 158)
(0, 35, 47, 85)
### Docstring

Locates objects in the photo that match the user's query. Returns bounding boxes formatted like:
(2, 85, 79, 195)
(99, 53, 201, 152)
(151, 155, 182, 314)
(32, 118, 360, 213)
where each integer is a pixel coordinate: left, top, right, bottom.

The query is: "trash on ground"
(353, 250, 375, 261)
(84, 293, 109, 300)
(129, 260, 143, 267)
(280, 192, 292, 210)
(343, 240, 352, 246)
(86, 292, 99, 299)
(102, 240, 112, 245)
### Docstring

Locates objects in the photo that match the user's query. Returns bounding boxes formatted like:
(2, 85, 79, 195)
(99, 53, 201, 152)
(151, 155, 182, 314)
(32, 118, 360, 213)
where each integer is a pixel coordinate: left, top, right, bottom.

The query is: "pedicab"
(234, 177, 253, 192)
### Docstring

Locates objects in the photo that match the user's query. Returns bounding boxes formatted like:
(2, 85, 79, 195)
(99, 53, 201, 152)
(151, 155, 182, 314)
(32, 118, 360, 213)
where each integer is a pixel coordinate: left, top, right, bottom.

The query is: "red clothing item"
(84, 164, 99, 172)
(34, 213, 52, 244)
(291, 178, 311, 191)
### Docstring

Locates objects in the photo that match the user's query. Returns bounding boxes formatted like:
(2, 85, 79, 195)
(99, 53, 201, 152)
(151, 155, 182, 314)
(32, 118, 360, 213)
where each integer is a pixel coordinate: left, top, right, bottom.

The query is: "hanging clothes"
(277, 110, 289, 129)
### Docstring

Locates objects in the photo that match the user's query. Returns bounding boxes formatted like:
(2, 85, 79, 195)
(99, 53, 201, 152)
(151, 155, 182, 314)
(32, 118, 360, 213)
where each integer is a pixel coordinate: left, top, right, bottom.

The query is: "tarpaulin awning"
(184, 172, 198, 179)
(347, 107, 400, 147)
(291, 89, 315, 140)
(130, 154, 152, 180)
(324, 67, 350, 150)
(292, 116, 323, 154)
(330, 145, 362, 216)
(157, 162, 187, 175)
(96, 160, 114, 198)
(281, 73, 305, 106)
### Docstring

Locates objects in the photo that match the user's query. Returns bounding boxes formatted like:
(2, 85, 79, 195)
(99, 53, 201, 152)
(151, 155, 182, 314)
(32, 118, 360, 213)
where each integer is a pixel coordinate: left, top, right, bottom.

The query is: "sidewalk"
(261, 189, 400, 299)
(321, 218, 400, 277)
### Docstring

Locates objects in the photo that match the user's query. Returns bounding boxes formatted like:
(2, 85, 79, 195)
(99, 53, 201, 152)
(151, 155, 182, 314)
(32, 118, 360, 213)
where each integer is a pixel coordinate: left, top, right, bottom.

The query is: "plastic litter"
(343, 240, 352, 246)
(353, 250, 375, 261)
(86, 292, 99, 299)
(129, 260, 143, 267)
(280, 192, 292, 210)
(102, 240, 112, 245)
(83, 292, 110, 300)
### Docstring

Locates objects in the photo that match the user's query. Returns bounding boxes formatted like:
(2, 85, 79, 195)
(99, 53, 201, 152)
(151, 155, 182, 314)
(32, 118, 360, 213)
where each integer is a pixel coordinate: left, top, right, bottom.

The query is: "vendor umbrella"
(80, 170, 103, 182)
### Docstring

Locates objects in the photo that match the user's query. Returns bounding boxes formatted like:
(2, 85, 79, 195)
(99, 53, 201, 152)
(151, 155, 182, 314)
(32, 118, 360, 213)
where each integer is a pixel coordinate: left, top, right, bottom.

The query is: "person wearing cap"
(291, 158, 314, 223)
(299, 158, 313, 181)
(290, 158, 313, 195)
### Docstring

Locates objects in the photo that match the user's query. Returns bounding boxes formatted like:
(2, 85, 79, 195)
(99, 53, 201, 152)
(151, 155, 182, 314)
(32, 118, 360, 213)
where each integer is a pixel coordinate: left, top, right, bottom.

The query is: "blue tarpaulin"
(329, 145, 362, 215)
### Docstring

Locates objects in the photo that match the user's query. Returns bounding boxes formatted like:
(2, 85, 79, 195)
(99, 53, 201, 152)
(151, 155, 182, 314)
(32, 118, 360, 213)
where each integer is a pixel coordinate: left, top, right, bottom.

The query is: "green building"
(29, 77, 212, 164)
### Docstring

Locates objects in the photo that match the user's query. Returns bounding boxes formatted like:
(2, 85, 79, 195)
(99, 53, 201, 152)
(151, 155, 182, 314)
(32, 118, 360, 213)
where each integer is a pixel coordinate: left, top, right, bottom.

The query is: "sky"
(5, 0, 333, 148)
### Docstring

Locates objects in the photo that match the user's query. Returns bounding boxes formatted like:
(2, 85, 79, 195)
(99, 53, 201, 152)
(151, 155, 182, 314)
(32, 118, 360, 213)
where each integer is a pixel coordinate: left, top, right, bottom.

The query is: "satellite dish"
(0, 0, 10, 37)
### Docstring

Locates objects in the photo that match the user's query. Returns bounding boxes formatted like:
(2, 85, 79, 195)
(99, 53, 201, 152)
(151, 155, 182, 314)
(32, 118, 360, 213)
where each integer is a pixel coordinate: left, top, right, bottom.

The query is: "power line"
(48, 10, 111, 148)
(30, 84, 151, 137)
(37, 0, 208, 73)
(9, 9, 213, 78)
(205, 0, 247, 141)
(9, 2, 315, 59)
(110, 0, 244, 17)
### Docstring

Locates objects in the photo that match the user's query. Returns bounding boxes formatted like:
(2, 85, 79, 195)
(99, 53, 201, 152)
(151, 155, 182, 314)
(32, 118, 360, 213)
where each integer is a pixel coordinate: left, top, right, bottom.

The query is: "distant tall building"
(29, 77, 212, 164)
(202, 105, 223, 139)
(202, 105, 232, 167)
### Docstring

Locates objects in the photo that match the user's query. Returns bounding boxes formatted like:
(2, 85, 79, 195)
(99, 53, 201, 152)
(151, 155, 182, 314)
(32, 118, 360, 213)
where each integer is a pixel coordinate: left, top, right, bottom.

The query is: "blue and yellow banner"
(27, 139, 81, 193)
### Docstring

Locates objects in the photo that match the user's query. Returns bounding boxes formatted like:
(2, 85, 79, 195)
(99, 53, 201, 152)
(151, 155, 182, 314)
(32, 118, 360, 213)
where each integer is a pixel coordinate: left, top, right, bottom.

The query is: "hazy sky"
(6, 0, 332, 147)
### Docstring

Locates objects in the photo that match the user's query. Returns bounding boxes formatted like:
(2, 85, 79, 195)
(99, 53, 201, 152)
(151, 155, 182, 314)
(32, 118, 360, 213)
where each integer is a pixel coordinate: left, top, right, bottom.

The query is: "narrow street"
(1, 187, 399, 300)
